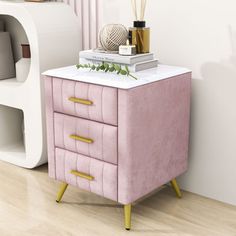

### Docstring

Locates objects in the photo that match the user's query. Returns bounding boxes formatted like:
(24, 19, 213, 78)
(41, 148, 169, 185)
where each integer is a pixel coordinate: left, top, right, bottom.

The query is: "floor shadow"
(33, 163, 48, 173)
(61, 201, 122, 208)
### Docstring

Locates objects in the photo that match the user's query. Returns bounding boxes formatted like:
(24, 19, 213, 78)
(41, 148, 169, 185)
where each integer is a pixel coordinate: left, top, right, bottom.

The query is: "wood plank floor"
(0, 161, 236, 236)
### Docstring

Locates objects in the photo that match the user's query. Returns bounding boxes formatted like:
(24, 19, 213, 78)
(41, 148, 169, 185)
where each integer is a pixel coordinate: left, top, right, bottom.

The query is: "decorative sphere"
(99, 24, 128, 51)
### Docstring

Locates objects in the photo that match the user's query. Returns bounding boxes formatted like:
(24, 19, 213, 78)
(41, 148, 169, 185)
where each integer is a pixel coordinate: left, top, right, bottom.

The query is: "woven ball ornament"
(99, 24, 128, 51)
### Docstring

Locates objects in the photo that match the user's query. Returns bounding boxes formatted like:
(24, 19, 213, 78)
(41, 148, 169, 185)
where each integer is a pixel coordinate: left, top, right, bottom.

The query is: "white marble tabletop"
(43, 64, 191, 89)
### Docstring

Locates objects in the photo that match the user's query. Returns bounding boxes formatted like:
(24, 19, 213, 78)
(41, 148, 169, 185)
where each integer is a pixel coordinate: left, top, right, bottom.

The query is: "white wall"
(102, 0, 236, 206)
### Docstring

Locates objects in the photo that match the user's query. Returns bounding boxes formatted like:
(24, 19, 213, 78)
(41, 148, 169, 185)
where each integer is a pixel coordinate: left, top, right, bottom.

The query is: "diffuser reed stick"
(131, 0, 147, 21)
(141, 0, 147, 20)
(140, 0, 144, 21)
(131, 0, 138, 20)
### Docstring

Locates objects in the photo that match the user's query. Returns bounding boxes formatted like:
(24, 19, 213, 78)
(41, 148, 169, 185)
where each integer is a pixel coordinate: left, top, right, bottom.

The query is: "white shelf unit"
(0, 1, 81, 168)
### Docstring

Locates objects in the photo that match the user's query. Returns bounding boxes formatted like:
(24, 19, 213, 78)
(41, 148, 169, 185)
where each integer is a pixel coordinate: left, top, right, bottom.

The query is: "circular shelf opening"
(0, 15, 30, 84)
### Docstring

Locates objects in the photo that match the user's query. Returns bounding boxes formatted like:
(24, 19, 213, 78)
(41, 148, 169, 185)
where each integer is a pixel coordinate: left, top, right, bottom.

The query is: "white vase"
(16, 44, 31, 82)
(16, 58, 30, 82)
(0, 32, 15, 80)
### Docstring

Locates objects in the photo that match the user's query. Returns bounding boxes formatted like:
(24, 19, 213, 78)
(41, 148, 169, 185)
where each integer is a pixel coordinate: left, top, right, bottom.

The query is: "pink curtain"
(62, 0, 101, 50)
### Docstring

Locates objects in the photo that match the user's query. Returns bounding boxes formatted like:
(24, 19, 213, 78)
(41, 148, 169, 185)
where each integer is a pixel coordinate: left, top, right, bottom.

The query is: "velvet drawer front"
(54, 113, 118, 165)
(52, 77, 118, 126)
(55, 148, 118, 201)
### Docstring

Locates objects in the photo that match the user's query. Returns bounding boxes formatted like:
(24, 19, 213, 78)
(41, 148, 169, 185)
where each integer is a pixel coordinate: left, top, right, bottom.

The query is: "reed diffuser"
(129, 0, 150, 54)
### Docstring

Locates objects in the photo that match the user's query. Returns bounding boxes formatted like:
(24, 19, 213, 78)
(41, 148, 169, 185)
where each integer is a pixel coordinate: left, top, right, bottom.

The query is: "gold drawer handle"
(69, 134, 93, 144)
(71, 170, 94, 181)
(68, 97, 93, 105)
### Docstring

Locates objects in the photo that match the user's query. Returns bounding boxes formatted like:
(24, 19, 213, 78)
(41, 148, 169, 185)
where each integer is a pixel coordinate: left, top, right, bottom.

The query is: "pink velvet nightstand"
(43, 64, 191, 230)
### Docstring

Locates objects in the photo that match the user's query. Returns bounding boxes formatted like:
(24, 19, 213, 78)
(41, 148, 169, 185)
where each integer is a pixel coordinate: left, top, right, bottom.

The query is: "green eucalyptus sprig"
(76, 61, 138, 80)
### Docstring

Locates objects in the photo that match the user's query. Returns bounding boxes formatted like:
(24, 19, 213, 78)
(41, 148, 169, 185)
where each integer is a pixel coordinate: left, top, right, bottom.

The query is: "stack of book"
(79, 50, 158, 73)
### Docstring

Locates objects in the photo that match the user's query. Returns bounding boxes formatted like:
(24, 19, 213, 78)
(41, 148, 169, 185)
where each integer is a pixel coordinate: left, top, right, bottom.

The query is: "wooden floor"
(0, 161, 236, 236)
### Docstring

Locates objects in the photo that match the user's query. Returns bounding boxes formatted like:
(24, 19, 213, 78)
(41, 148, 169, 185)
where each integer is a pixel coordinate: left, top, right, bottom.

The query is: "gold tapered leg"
(124, 204, 132, 230)
(56, 183, 68, 203)
(170, 178, 182, 198)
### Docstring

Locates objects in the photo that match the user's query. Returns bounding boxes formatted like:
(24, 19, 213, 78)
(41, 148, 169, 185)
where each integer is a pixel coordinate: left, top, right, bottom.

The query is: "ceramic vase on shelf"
(16, 44, 31, 82)
(0, 32, 15, 80)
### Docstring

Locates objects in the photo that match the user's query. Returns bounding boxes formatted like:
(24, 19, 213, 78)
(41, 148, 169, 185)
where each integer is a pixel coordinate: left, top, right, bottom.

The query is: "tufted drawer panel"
(52, 78, 118, 126)
(55, 148, 118, 201)
(54, 113, 118, 165)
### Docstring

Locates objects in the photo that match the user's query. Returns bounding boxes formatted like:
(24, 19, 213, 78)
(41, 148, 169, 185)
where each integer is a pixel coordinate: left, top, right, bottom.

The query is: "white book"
(79, 50, 154, 65)
(79, 58, 158, 73)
